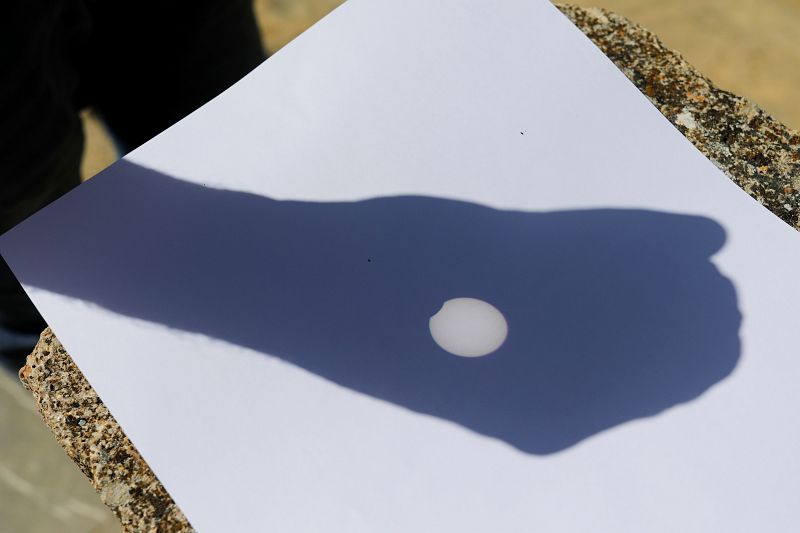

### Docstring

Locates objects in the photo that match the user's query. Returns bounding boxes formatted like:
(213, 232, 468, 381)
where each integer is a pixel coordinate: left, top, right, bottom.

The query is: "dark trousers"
(1, 0, 266, 333)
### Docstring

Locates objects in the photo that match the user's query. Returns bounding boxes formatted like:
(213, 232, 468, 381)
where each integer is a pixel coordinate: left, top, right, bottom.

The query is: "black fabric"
(1, 0, 265, 348)
(0, 127, 83, 334)
(77, 0, 266, 151)
(0, 1, 88, 208)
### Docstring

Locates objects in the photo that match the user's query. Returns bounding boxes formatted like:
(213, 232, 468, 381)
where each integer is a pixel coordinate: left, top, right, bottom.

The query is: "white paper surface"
(3, 0, 800, 531)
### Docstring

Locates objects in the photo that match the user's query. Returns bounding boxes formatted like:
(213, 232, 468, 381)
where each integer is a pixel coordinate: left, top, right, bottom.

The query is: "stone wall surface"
(19, 5, 799, 532)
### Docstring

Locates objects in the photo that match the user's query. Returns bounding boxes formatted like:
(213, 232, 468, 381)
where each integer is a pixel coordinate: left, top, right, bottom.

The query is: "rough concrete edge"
(558, 4, 799, 229)
(19, 330, 195, 533)
(16, 5, 800, 532)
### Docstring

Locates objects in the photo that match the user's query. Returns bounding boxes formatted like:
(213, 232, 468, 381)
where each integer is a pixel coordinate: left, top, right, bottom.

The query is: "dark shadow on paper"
(1, 160, 742, 454)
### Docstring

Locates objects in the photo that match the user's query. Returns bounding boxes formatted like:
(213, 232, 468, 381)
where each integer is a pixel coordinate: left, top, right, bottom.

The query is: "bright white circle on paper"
(429, 297, 508, 357)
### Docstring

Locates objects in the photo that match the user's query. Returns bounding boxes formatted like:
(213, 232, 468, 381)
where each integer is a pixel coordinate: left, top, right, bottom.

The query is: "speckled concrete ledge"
(17, 5, 800, 532)
(19, 333, 191, 533)
(560, 5, 799, 229)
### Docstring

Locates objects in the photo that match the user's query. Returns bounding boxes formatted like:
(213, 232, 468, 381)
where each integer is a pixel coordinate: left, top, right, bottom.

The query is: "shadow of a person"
(2, 160, 741, 454)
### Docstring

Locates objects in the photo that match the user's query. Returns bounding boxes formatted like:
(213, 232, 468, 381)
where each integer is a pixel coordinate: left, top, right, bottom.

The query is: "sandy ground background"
(2, 1, 798, 531)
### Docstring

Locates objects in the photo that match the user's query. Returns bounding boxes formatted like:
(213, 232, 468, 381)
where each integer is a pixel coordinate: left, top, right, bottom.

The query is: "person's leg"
(0, 1, 88, 362)
(80, 0, 266, 152)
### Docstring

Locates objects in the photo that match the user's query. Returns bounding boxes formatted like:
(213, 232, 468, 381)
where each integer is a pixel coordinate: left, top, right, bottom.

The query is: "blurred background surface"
(3, 1, 797, 531)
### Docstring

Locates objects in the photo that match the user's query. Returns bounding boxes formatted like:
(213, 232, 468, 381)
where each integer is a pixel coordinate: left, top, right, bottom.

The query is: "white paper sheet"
(3, 0, 800, 531)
